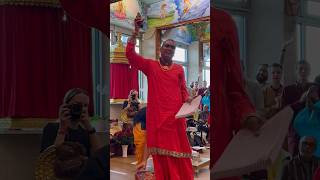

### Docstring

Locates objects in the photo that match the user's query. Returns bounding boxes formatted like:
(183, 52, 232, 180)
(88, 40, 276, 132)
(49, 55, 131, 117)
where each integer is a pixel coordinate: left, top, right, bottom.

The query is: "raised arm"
(126, 13, 150, 75)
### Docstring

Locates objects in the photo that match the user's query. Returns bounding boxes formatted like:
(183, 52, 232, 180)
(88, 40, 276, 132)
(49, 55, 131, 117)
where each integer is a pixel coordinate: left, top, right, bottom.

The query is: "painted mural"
(110, 0, 143, 30)
(147, 0, 210, 28)
(162, 22, 209, 44)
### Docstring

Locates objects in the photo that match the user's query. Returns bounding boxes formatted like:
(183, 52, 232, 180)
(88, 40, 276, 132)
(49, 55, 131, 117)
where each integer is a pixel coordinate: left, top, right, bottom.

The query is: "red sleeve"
(126, 41, 150, 75)
(223, 11, 255, 125)
(179, 66, 189, 102)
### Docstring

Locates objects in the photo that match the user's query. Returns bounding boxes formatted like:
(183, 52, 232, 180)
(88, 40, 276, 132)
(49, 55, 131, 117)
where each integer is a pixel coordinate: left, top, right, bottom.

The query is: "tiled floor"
(110, 148, 210, 180)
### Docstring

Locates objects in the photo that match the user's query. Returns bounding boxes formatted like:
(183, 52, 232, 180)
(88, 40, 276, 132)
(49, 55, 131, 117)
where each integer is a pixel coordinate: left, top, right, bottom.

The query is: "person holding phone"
(41, 88, 102, 156)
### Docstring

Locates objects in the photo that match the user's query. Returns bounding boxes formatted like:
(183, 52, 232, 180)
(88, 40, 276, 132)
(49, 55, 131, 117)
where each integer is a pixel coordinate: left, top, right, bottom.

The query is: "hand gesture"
(134, 13, 143, 32)
(58, 104, 71, 131)
(136, 161, 147, 171)
(242, 114, 264, 136)
(185, 96, 193, 104)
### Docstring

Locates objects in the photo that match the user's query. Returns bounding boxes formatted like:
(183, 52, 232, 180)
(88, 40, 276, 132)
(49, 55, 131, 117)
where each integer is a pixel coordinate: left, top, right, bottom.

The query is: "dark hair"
(161, 39, 176, 47)
(54, 142, 87, 179)
(296, 60, 310, 68)
(271, 63, 282, 70)
(259, 64, 269, 68)
(63, 88, 88, 104)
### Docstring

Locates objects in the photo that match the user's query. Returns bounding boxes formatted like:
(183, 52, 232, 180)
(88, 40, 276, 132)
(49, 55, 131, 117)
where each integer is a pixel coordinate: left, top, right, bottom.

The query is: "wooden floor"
(110, 148, 210, 180)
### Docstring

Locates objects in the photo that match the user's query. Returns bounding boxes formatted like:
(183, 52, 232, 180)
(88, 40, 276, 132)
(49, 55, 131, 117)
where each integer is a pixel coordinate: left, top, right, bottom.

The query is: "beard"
(160, 55, 173, 65)
(256, 74, 268, 84)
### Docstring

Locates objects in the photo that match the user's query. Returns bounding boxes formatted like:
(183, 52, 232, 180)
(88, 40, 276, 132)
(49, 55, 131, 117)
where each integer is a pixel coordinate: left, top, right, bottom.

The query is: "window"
(232, 15, 246, 61)
(172, 46, 188, 79)
(110, 32, 112, 47)
(135, 39, 140, 54)
(296, 0, 320, 81)
(307, 0, 320, 17)
(305, 25, 320, 80)
(121, 34, 129, 45)
(202, 42, 210, 86)
(173, 47, 187, 62)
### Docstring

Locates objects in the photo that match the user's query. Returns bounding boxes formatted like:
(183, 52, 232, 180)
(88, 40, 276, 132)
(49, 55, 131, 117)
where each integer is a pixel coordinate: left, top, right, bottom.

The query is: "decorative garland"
(0, 0, 60, 7)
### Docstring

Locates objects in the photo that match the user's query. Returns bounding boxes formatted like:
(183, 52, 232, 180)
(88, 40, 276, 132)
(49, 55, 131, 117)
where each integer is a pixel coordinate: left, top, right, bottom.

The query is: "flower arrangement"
(113, 123, 134, 145)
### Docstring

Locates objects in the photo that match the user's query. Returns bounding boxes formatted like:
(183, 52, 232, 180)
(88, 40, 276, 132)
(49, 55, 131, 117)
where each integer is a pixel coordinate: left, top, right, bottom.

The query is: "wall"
(188, 41, 200, 84)
(246, 0, 297, 85)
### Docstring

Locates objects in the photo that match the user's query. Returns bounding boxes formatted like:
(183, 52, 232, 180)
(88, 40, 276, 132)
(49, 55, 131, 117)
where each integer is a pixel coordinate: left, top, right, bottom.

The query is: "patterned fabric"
(135, 170, 155, 180)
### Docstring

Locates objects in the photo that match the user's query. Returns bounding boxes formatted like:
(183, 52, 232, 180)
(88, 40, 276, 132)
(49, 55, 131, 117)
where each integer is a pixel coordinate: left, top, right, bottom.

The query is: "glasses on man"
(163, 43, 176, 50)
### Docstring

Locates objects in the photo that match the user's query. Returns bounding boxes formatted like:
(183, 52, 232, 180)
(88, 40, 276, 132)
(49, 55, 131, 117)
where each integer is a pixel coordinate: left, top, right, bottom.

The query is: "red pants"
(152, 155, 193, 180)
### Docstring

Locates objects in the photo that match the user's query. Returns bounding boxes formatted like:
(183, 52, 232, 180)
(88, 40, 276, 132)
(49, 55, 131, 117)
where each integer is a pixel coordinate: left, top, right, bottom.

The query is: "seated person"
(36, 142, 107, 180)
(133, 107, 147, 165)
(198, 105, 209, 122)
(281, 136, 320, 180)
(41, 88, 102, 156)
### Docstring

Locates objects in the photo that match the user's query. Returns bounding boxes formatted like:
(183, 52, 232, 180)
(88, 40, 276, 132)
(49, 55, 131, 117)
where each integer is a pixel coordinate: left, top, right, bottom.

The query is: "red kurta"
(126, 42, 193, 179)
(211, 7, 256, 179)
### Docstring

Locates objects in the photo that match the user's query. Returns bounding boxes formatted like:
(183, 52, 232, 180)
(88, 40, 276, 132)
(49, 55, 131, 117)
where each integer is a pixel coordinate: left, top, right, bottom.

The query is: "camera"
(130, 101, 139, 112)
(69, 104, 82, 122)
(131, 94, 136, 100)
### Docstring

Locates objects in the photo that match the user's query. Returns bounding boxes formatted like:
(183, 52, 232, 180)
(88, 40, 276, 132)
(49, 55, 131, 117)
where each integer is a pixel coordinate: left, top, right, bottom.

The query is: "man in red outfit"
(211, 7, 264, 179)
(126, 14, 194, 180)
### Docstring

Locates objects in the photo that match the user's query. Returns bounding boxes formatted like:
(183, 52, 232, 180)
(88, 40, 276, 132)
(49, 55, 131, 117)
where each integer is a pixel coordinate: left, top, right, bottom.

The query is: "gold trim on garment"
(110, 99, 128, 103)
(0, 0, 60, 7)
(149, 147, 192, 158)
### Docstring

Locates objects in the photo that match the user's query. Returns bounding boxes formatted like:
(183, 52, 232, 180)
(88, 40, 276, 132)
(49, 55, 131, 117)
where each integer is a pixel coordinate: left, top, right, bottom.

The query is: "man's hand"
(185, 96, 193, 104)
(242, 114, 264, 136)
(136, 161, 147, 171)
(128, 13, 143, 44)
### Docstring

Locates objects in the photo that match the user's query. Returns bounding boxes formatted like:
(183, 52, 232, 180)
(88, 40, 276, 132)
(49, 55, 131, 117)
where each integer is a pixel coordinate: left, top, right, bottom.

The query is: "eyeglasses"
(163, 43, 176, 49)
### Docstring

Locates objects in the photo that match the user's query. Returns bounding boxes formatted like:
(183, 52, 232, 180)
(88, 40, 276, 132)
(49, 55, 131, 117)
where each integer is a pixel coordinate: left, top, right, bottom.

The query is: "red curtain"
(110, 64, 139, 99)
(0, 6, 93, 118)
(59, 0, 108, 34)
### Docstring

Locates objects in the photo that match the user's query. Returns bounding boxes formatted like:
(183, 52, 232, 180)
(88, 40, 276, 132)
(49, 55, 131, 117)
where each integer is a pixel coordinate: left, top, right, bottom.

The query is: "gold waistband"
(149, 147, 192, 158)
